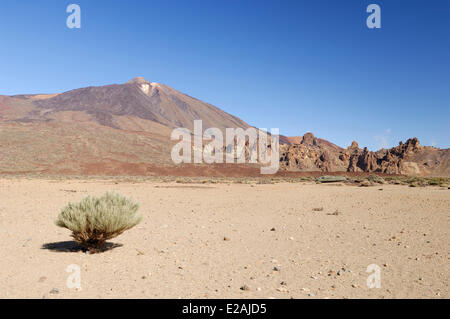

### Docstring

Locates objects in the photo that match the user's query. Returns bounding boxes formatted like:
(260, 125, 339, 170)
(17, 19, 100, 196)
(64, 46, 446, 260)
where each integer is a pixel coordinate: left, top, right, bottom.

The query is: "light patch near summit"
(140, 84, 150, 95)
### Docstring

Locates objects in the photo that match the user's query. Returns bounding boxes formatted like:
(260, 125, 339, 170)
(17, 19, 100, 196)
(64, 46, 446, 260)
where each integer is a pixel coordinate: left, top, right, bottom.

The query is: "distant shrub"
(367, 175, 385, 184)
(389, 179, 402, 185)
(360, 180, 372, 187)
(316, 176, 348, 183)
(55, 192, 142, 253)
(427, 177, 448, 187)
(257, 178, 274, 184)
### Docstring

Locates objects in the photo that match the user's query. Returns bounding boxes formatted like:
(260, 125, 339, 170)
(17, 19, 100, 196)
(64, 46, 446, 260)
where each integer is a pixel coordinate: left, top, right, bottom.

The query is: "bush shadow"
(41, 241, 123, 253)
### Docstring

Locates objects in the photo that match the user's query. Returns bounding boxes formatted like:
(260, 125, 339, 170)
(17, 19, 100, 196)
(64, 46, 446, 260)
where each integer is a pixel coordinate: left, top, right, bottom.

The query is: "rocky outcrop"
(280, 135, 448, 176)
(279, 133, 347, 172)
(345, 138, 423, 174)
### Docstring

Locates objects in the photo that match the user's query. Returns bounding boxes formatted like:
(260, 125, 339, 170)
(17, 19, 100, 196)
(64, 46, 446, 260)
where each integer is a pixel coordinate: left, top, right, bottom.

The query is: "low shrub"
(367, 175, 385, 184)
(427, 177, 447, 187)
(256, 178, 275, 184)
(316, 176, 348, 183)
(55, 192, 142, 253)
(360, 180, 372, 187)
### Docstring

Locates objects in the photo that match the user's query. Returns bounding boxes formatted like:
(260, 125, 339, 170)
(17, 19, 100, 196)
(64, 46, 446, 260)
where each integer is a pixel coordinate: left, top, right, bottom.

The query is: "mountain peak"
(127, 77, 155, 95)
(127, 76, 150, 85)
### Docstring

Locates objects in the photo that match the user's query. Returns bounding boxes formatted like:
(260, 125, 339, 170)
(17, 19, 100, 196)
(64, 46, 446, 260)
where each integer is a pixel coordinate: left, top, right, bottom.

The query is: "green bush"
(56, 192, 142, 253)
(427, 177, 447, 187)
(316, 176, 348, 183)
(367, 175, 385, 184)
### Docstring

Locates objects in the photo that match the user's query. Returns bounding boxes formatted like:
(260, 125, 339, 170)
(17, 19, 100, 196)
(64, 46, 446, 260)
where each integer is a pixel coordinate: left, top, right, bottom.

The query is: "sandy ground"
(0, 178, 448, 299)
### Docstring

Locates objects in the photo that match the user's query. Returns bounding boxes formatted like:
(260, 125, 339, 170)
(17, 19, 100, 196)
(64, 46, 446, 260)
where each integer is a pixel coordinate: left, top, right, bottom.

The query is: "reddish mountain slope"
(0, 78, 448, 176)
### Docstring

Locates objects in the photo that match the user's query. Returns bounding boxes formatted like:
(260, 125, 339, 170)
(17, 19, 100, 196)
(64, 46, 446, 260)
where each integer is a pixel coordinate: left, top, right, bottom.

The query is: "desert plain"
(0, 177, 448, 299)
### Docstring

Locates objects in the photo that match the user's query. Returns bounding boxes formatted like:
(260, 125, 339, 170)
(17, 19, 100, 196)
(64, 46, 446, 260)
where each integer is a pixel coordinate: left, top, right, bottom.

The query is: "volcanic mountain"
(0, 77, 448, 176)
(21, 77, 250, 131)
(0, 77, 255, 175)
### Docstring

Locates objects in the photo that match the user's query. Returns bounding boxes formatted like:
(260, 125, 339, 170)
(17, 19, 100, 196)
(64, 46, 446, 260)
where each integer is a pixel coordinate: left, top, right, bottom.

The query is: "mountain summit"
(127, 76, 151, 84)
(31, 77, 250, 131)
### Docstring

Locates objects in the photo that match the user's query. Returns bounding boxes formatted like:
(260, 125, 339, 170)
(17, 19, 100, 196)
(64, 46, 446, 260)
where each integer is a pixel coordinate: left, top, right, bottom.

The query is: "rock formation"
(280, 135, 449, 176)
(279, 133, 347, 172)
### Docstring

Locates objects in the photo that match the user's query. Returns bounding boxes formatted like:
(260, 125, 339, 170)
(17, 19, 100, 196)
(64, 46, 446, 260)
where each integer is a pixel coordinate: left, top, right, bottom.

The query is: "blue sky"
(0, 0, 449, 150)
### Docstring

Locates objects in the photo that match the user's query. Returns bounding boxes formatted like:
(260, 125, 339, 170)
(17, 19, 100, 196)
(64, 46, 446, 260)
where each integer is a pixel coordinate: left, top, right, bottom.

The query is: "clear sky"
(0, 0, 448, 150)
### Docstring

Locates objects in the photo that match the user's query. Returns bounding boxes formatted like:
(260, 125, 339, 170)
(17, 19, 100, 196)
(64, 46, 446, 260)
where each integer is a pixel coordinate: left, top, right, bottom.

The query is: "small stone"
(308, 293, 315, 297)
(273, 266, 280, 271)
(276, 287, 288, 293)
(240, 285, 250, 291)
(280, 281, 287, 286)
(23, 237, 32, 247)
(49, 288, 59, 294)
(270, 228, 276, 231)
(327, 210, 340, 216)
(256, 287, 262, 291)
(351, 284, 358, 288)
(223, 237, 230, 241)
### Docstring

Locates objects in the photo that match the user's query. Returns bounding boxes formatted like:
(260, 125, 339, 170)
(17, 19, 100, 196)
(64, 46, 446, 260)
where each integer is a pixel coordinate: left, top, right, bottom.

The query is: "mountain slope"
(33, 77, 250, 132)
(0, 77, 448, 176)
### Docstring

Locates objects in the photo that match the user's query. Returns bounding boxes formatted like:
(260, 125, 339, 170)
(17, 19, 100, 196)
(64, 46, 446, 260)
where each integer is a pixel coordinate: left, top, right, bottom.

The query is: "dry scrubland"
(0, 177, 448, 299)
